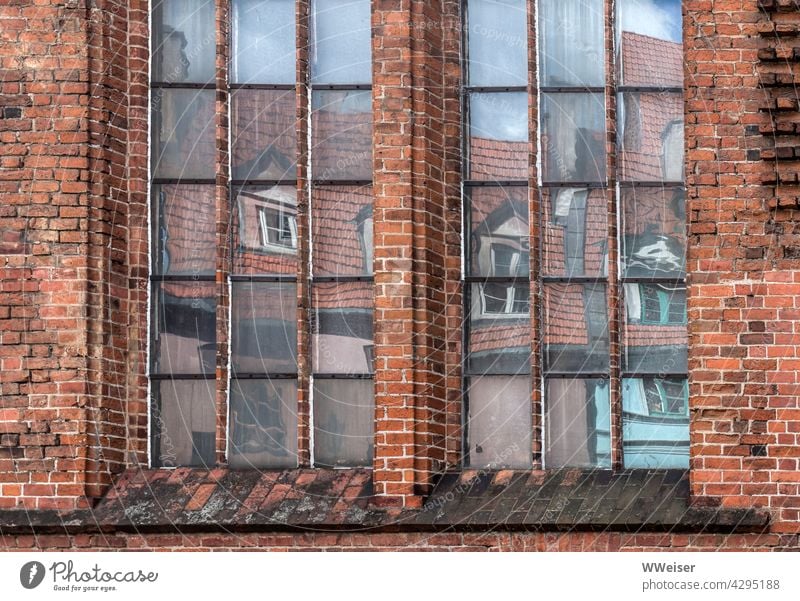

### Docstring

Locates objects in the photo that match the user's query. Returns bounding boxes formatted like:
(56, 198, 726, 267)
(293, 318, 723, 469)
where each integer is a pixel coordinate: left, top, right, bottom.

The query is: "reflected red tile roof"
(626, 324, 687, 347)
(620, 31, 683, 88)
(311, 105, 372, 180)
(542, 188, 607, 277)
(233, 187, 297, 276)
(312, 186, 371, 276)
(618, 33, 684, 181)
(231, 89, 296, 179)
(545, 284, 589, 345)
(469, 137, 528, 180)
(313, 281, 372, 311)
(470, 321, 529, 354)
(619, 92, 683, 181)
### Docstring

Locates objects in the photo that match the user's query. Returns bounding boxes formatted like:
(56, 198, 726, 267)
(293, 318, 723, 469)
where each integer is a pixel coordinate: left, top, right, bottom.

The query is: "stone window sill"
(0, 468, 768, 535)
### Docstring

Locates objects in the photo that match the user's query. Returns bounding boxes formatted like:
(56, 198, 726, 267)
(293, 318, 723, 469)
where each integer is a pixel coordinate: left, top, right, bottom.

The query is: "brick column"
(0, 0, 135, 509)
(372, 0, 452, 506)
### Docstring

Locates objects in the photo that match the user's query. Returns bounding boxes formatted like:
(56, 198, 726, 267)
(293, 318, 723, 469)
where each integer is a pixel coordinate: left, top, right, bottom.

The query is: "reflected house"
(618, 31, 688, 468)
(149, 10, 220, 467)
(151, 17, 687, 470)
(468, 189, 530, 375)
(151, 183, 218, 466)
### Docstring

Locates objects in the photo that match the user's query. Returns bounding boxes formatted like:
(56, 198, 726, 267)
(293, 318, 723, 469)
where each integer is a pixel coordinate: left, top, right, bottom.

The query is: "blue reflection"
(620, 0, 682, 43)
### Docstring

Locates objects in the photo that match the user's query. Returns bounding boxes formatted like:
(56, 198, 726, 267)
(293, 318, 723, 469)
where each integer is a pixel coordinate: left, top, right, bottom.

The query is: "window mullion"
(216, 0, 232, 467)
(297, 0, 312, 467)
(605, 0, 623, 471)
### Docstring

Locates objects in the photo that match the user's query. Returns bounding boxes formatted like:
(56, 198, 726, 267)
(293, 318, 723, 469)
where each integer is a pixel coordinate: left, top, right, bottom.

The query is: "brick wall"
(2, 0, 800, 547)
(0, 531, 794, 551)
(0, 0, 124, 511)
(687, 0, 800, 534)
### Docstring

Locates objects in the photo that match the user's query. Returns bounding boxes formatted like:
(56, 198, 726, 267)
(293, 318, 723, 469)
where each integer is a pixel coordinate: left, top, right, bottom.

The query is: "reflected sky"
(620, 0, 681, 43)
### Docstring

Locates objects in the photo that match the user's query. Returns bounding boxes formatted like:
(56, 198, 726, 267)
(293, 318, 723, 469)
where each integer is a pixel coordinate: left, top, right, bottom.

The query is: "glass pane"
(312, 185, 373, 276)
(621, 187, 686, 278)
(468, 92, 528, 181)
(232, 0, 296, 84)
(312, 282, 374, 375)
(231, 89, 297, 180)
(623, 377, 689, 469)
(151, 282, 216, 375)
(467, 0, 527, 87)
(152, 379, 216, 467)
(618, 0, 682, 87)
(468, 186, 528, 278)
(468, 283, 530, 374)
(310, 0, 371, 84)
(545, 378, 611, 468)
(543, 283, 608, 373)
(624, 283, 687, 373)
(231, 282, 297, 374)
(231, 186, 298, 275)
(229, 378, 298, 468)
(311, 90, 372, 180)
(313, 379, 374, 467)
(152, 0, 215, 84)
(541, 93, 606, 183)
(151, 88, 215, 179)
(542, 187, 607, 278)
(618, 92, 684, 182)
(539, 0, 604, 87)
(467, 375, 532, 468)
(151, 184, 216, 276)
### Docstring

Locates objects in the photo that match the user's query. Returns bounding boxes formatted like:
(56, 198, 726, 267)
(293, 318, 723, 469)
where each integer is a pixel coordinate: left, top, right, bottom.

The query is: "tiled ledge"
(0, 468, 769, 535)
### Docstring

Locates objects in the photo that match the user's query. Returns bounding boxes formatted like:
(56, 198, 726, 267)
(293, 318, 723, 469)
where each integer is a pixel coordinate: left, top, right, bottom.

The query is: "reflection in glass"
(231, 282, 297, 374)
(311, 90, 372, 181)
(232, 186, 298, 275)
(151, 184, 216, 277)
(152, 0, 215, 83)
(312, 282, 374, 375)
(624, 283, 687, 373)
(229, 378, 298, 468)
(468, 186, 529, 277)
(313, 379, 374, 467)
(310, 0, 371, 84)
(543, 283, 608, 373)
(623, 377, 689, 468)
(542, 187, 608, 278)
(541, 93, 606, 183)
(231, 89, 297, 180)
(152, 379, 216, 467)
(619, 0, 682, 43)
(621, 187, 686, 278)
(151, 88, 216, 179)
(467, 375, 532, 468)
(618, 92, 684, 182)
(232, 0, 296, 84)
(468, 92, 528, 181)
(617, 14, 683, 87)
(539, 0, 604, 87)
(151, 282, 216, 375)
(312, 185, 373, 276)
(545, 378, 611, 468)
(467, 0, 527, 87)
(468, 284, 530, 374)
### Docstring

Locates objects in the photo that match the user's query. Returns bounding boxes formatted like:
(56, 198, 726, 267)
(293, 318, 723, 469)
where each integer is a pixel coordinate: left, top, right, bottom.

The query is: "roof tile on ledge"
(0, 469, 769, 535)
